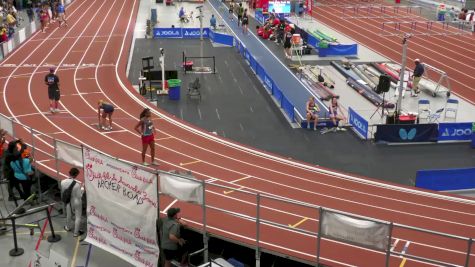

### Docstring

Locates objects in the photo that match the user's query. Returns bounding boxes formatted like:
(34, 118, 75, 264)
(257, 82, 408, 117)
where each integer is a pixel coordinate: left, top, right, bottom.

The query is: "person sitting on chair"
(329, 97, 346, 131)
(179, 7, 187, 22)
(306, 96, 319, 131)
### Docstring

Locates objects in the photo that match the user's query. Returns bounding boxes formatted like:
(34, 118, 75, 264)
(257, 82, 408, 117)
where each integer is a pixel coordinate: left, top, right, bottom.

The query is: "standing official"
(412, 59, 424, 97)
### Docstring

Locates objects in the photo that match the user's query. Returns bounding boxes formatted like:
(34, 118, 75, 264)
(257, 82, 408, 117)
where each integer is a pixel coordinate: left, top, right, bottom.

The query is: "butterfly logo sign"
(399, 128, 417, 141)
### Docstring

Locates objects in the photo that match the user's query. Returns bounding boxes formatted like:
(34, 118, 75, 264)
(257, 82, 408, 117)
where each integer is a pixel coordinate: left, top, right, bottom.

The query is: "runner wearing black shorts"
(44, 68, 60, 113)
(237, 3, 243, 26)
(242, 11, 249, 34)
(228, 2, 234, 20)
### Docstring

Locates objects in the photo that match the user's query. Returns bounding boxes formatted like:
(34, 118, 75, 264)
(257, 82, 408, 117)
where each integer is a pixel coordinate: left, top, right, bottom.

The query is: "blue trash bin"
(168, 79, 181, 100)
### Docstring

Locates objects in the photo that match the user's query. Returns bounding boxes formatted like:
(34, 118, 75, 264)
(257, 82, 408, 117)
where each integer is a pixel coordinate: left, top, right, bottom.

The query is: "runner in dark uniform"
(97, 100, 114, 130)
(44, 68, 60, 113)
(242, 10, 249, 34)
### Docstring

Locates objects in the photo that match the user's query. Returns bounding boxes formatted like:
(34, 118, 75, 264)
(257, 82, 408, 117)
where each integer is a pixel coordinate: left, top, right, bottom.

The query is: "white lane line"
(101, 129, 128, 134)
(391, 238, 400, 252)
(238, 85, 244, 95)
(61, 91, 102, 96)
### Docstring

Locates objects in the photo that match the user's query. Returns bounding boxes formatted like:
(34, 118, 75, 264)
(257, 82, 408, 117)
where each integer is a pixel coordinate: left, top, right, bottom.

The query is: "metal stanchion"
(255, 193, 261, 267)
(8, 218, 24, 256)
(385, 222, 393, 267)
(46, 208, 61, 243)
(464, 238, 473, 267)
(316, 207, 323, 265)
(201, 181, 208, 262)
(30, 127, 42, 203)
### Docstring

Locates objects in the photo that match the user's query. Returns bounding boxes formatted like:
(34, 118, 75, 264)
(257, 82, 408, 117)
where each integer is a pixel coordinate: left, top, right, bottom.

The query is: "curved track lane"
(1, 1, 474, 266)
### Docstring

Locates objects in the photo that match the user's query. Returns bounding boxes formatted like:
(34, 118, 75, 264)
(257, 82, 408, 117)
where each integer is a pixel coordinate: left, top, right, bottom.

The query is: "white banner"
(56, 140, 83, 167)
(83, 147, 159, 267)
(0, 114, 13, 136)
(19, 28, 26, 43)
(320, 210, 390, 251)
(160, 172, 203, 205)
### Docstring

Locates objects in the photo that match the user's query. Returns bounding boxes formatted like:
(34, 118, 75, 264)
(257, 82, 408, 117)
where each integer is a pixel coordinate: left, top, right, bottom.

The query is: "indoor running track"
(313, 3, 475, 105)
(0, 0, 474, 266)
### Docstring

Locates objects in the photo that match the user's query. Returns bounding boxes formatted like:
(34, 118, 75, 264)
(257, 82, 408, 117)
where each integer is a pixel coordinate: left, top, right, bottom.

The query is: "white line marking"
(391, 238, 400, 252)
(101, 129, 128, 134)
(163, 199, 178, 213)
(215, 108, 221, 120)
(198, 107, 202, 120)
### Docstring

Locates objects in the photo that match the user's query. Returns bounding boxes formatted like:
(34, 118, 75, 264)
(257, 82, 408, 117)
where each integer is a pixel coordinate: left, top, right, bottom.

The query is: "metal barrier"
(1, 94, 474, 266)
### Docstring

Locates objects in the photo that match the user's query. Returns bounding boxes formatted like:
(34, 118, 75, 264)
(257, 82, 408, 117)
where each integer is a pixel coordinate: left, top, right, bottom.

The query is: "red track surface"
(313, 2, 475, 105)
(1, 0, 475, 266)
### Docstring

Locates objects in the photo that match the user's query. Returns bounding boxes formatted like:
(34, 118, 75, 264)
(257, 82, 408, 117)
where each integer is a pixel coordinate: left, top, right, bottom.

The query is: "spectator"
(437, 3, 447, 21)
(283, 26, 292, 59)
(61, 167, 85, 237)
(209, 14, 216, 30)
(0, 129, 5, 160)
(0, 26, 8, 42)
(411, 58, 424, 97)
(10, 149, 34, 201)
(3, 139, 26, 202)
(329, 97, 346, 130)
(6, 11, 15, 38)
(306, 96, 319, 131)
(459, 8, 467, 21)
(447, 7, 456, 21)
(26, 3, 34, 22)
(160, 208, 188, 267)
(179, 7, 186, 22)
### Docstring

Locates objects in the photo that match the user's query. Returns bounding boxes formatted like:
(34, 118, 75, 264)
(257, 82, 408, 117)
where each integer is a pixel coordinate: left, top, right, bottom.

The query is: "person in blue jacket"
(10, 150, 33, 200)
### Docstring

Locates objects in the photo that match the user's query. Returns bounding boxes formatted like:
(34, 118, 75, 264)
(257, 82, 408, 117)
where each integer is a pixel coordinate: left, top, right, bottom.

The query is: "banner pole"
(464, 238, 472, 267)
(316, 207, 323, 265)
(202, 180, 208, 262)
(156, 171, 161, 267)
(30, 127, 42, 203)
(385, 222, 393, 267)
(255, 193, 261, 267)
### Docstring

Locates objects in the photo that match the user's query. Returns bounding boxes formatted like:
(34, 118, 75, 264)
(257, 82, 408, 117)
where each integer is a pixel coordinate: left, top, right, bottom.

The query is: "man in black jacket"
(412, 59, 424, 97)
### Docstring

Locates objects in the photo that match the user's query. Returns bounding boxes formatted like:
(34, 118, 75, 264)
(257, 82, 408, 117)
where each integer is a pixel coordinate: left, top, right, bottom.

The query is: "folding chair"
(428, 108, 444, 123)
(187, 78, 202, 101)
(417, 99, 431, 120)
(444, 98, 459, 120)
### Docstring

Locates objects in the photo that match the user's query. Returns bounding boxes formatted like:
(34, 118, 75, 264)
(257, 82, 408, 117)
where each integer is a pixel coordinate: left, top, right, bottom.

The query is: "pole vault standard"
(396, 33, 411, 116)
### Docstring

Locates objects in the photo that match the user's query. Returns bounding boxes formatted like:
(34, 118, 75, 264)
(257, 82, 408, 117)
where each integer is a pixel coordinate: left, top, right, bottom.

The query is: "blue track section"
(207, 0, 327, 117)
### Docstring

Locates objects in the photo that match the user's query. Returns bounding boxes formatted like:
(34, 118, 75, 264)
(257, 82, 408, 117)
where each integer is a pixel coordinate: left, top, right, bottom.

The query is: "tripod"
(370, 92, 387, 121)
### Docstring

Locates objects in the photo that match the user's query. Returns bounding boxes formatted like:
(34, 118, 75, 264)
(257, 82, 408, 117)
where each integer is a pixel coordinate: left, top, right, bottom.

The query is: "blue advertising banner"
(153, 28, 182, 38)
(438, 122, 473, 141)
(213, 32, 234, 46)
(348, 107, 368, 139)
(182, 28, 209, 38)
(281, 95, 295, 121)
(255, 11, 268, 25)
(257, 63, 266, 82)
(374, 124, 438, 143)
(153, 28, 210, 39)
(416, 167, 475, 191)
(272, 83, 283, 104)
(249, 55, 257, 73)
(263, 72, 273, 93)
(244, 49, 251, 64)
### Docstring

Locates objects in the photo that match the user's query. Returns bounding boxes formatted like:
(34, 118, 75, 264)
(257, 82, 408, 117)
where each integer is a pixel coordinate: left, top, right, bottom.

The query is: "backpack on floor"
(62, 180, 76, 205)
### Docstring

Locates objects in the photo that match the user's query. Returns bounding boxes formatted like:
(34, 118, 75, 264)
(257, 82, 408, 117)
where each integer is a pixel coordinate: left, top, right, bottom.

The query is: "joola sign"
(154, 28, 209, 39)
(438, 123, 473, 141)
(153, 28, 182, 38)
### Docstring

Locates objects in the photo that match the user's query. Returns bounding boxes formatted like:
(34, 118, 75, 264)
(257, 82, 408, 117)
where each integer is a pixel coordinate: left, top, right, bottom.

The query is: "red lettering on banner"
(134, 250, 154, 267)
(89, 205, 109, 223)
(111, 222, 133, 235)
(113, 228, 132, 245)
(88, 227, 108, 245)
(131, 166, 154, 184)
(84, 149, 104, 165)
(134, 227, 157, 245)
